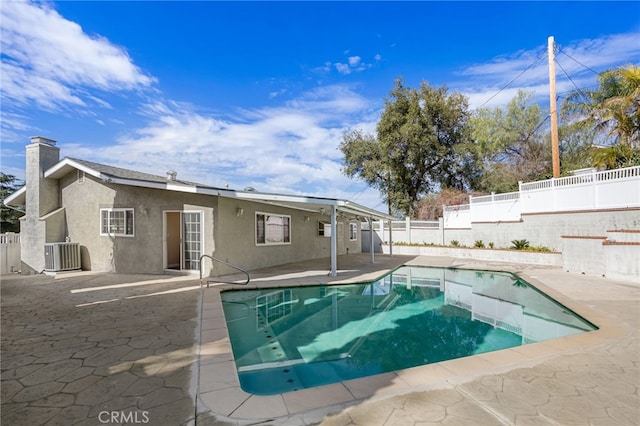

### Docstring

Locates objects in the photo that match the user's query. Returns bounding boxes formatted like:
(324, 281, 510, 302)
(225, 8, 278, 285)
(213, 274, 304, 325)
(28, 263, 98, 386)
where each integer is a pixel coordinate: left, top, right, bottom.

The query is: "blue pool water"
(221, 266, 597, 395)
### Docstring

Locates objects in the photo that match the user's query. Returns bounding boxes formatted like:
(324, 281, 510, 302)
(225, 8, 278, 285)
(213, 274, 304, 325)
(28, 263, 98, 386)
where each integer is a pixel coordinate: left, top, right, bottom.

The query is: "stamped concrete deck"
(1, 272, 202, 425)
(1, 254, 638, 425)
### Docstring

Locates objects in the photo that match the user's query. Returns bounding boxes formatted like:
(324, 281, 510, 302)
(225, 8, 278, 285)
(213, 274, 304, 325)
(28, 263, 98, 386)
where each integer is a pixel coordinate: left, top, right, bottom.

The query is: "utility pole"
(548, 36, 560, 178)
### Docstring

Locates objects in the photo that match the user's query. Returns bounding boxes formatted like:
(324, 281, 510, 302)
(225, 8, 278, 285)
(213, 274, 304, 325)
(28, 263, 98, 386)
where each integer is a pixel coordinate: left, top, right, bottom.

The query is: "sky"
(1, 1, 639, 211)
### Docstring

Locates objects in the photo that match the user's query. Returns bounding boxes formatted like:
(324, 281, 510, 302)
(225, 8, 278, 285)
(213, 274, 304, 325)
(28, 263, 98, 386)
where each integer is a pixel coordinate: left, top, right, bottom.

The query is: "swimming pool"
(221, 265, 597, 395)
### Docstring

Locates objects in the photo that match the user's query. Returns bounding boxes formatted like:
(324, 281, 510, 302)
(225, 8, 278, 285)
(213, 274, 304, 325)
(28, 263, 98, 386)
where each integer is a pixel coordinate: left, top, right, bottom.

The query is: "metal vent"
(44, 243, 81, 272)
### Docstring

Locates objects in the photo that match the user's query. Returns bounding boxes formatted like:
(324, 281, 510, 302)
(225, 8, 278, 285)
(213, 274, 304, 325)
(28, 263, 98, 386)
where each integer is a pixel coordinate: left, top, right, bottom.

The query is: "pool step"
(238, 358, 306, 372)
(244, 309, 293, 365)
(256, 340, 287, 363)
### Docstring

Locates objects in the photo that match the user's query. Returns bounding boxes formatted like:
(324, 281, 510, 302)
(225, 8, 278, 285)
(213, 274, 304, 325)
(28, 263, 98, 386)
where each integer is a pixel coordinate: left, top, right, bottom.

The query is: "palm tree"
(562, 64, 640, 169)
(591, 143, 640, 169)
(594, 65, 640, 146)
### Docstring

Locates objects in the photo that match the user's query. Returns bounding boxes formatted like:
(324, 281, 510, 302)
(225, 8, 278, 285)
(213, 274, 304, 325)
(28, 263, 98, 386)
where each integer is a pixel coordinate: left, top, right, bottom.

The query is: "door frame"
(163, 210, 205, 272)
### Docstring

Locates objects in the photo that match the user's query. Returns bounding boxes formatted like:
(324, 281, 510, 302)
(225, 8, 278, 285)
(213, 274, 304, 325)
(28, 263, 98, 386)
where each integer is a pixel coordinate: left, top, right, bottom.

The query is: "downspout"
(369, 217, 375, 264)
(388, 219, 393, 256)
(330, 205, 338, 277)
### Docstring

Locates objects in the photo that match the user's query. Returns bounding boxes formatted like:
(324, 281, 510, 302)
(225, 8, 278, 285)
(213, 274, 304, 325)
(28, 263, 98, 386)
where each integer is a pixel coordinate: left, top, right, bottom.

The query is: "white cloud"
(328, 53, 377, 76)
(62, 85, 383, 206)
(0, 111, 33, 143)
(0, 1, 154, 111)
(335, 63, 352, 75)
(455, 31, 640, 109)
(269, 89, 287, 99)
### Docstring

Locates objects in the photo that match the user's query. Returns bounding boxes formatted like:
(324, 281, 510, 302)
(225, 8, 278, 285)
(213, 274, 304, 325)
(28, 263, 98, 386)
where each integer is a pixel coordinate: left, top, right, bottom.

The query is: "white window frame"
(100, 208, 135, 237)
(349, 222, 358, 241)
(256, 212, 291, 246)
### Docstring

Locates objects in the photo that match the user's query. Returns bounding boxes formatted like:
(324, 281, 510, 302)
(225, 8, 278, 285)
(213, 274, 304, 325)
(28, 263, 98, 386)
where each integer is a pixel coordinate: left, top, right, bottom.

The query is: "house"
(4, 137, 393, 277)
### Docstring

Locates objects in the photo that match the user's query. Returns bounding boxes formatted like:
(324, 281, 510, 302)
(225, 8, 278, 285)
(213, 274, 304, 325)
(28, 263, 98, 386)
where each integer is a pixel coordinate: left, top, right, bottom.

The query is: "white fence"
(1, 233, 21, 274)
(363, 165, 639, 249)
(368, 219, 441, 246)
(470, 191, 521, 223)
(519, 166, 640, 214)
(443, 204, 471, 228)
(444, 165, 640, 225)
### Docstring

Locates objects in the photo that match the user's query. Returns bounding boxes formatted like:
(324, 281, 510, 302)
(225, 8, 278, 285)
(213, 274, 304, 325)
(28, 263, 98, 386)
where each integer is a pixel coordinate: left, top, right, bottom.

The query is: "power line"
(556, 47, 601, 76)
(478, 51, 547, 108)
(350, 185, 370, 201)
(371, 200, 386, 211)
(531, 114, 550, 136)
(555, 58, 590, 101)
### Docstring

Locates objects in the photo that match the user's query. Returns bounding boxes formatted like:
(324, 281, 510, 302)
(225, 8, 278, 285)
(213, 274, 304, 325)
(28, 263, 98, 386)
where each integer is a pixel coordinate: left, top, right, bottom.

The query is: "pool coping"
(196, 258, 630, 422)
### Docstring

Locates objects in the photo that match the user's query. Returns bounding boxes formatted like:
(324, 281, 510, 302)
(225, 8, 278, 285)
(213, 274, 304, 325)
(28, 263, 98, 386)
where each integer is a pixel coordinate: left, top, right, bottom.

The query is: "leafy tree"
(413, 187, 477, 221)
(0, 173, 24, 233)
(557, 119, 597, 173)
(470, 90, 551, 192)
(340, 78, 477, 216)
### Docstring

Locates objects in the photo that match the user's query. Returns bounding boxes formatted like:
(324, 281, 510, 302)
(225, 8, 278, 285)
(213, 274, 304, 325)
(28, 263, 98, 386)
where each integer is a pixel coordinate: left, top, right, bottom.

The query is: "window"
(349, 223, 358, 241)
(256, 213, 290, 245)
(100, 208, 134, 237)
(318, 221, 331, 237)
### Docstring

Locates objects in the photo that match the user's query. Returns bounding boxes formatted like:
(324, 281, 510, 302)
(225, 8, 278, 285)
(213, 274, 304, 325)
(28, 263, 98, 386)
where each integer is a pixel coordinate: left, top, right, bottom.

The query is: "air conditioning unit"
(44, 242, 81, 272)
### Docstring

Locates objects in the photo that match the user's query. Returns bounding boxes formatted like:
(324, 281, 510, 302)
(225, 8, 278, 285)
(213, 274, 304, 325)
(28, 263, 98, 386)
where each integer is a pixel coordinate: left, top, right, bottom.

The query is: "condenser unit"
(44, 242, 81, 272)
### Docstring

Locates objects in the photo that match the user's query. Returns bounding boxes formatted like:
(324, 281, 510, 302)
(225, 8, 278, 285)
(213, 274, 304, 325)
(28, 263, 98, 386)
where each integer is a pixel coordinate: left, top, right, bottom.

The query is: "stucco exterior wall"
(26, 142, 60, 217)
(517, 210, 640, 250)
(443, 229, 474, 247)
(213, 197, 361, 274)
(387, 228, 442, 246)
(43, 208, 67, 244)
(20, 213, 48, 273)
(468, 209, 640, 250)
(60, 173, 217, 274)
(561, 237, 607, 275)
(604, 245, 640, 282)
(21, 141, 61, 273)
(381, 244, 562, 266)
(58, 173, 362, 275)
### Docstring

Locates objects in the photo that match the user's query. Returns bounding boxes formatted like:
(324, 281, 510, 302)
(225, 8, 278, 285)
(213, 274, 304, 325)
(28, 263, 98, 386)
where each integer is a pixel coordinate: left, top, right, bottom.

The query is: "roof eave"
(36, 157, 393, 221)
(337, 201, 395, 221)
(45, 158, 105, 180)
(3, 186, 26, 207)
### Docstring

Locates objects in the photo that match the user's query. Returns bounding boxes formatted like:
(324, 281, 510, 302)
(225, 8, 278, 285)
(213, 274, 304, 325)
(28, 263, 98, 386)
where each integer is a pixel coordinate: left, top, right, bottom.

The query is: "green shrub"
(474, 240, 485, 248)
(527, 245, 553, 252)
(510, 239, 530, 250)
(488, 242, 495, 249)
(450, 240, 460, 247)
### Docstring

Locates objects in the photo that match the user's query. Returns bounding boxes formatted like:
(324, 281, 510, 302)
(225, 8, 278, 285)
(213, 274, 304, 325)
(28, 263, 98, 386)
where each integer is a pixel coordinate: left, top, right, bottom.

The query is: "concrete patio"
(1, 254, 639, 425)
(1, 272, 201, 425)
